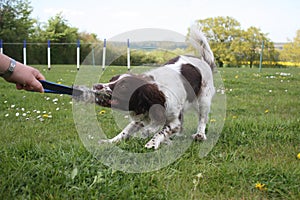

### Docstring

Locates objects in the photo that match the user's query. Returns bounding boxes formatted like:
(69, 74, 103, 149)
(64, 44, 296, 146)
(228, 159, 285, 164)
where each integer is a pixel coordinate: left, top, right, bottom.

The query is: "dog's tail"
(189, 24, 216, 71)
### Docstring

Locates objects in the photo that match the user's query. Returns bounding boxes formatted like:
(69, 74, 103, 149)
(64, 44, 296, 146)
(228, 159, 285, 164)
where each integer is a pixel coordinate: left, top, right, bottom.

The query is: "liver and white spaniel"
(84, 26, 216, 149)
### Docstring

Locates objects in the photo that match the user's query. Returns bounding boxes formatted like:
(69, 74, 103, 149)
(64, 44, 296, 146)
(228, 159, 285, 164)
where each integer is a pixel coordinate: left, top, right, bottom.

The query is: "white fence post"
(23, 40, 27, 65)
(47, 40, 51, 70)
(102, 39, 106, 71)
(127, 39, 130, 71)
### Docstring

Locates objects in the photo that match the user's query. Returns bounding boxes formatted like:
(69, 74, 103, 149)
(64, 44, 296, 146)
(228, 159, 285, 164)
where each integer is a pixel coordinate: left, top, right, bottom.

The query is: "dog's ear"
(129, 83, 166, 118)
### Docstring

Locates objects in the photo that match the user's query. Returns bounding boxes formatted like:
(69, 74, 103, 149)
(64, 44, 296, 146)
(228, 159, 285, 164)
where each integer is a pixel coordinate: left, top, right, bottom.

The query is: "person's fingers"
(26, 79, 44, 93)
(16, 79, 44, 93)
(35, 70, 45, 81)
(16, 83, 24, 90)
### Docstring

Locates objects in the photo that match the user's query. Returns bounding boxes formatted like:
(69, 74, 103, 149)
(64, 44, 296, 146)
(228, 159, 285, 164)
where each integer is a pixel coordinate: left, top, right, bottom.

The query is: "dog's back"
(143, 25, 215, 111)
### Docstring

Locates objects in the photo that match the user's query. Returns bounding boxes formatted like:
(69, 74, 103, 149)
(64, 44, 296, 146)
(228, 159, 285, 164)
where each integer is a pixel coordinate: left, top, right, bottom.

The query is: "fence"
(0, 39, 132, 70)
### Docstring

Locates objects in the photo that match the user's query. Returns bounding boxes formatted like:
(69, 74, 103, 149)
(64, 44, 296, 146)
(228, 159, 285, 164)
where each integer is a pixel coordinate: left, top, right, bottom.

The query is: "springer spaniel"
(82, 26, 216, 149)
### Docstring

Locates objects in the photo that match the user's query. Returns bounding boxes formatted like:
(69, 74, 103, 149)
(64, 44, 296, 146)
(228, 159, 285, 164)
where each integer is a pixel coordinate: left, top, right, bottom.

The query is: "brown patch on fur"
(109, 74, 122, 82)
(129, 78, 166, 120)
(109, 75, 166, 121)
(180, 64, 202, 102)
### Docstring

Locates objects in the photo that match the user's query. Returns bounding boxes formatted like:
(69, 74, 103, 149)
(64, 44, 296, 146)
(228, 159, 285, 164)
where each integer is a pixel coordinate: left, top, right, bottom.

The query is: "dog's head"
(93, 74, 166, 117)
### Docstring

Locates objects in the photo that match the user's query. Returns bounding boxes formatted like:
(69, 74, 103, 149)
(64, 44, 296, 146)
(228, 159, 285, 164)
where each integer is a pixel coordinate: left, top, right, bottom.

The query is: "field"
(0, 65, 299, 199)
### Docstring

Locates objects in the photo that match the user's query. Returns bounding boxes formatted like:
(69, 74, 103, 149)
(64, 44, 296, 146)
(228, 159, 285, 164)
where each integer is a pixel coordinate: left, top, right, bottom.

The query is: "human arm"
(0, 53, 45, 92)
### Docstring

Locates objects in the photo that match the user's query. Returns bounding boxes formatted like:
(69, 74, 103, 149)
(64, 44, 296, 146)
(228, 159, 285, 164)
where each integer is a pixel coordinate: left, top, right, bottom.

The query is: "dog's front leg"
(99, 121, 144, 144)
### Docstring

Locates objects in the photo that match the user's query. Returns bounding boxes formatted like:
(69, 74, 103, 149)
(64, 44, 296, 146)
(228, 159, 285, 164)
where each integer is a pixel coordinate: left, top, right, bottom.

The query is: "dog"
(90, 25, 216, 149)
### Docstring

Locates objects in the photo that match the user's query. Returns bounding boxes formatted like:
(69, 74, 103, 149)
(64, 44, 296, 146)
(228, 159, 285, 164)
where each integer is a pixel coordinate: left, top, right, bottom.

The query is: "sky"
(30, 0, 299, 43)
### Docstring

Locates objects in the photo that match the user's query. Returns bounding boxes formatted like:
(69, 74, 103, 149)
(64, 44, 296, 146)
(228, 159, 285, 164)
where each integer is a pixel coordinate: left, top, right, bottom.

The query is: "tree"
(192, 17, 276, 68)
(195, 16, 242, 67)
(231, 27, 276, 68)
(40, 13, 79, 64)
(78, 32, 102, 64)
(280, 30, 300, 63)
(42, 13, 78, 43)
(0, 0, 35, 59)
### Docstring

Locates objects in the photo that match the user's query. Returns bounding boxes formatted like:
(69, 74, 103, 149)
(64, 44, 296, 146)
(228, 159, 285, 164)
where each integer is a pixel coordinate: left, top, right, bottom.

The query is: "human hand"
(5, 64, 45, 93)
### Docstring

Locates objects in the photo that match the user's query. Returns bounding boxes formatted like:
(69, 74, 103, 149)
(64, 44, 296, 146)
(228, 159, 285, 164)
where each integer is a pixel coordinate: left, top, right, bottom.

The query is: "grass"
(0, 65, 300, 199)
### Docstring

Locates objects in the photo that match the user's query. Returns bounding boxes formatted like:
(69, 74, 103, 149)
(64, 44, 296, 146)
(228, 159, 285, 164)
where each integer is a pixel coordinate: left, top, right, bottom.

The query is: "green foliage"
(0, 0, 34, 41)
(232, 27, 277, 68)
(42, 13, 78, 43)
(196, 16, 241, 67)
(0, 2, 298, 67)
(280, 30, 300, 63)
(195, 17, 278, 68)
(0, 1, 101, 65)
(0, 66, 300, 199)
(40, 13, 79, 64)
(0, 0, 35, 59)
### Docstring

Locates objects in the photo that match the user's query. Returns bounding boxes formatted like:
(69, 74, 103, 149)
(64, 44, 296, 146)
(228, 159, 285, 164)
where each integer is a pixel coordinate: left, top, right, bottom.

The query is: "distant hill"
(108, 41, 188, 50)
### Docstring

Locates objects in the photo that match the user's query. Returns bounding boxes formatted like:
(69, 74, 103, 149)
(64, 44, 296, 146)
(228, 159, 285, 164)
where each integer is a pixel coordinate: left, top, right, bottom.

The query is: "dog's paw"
(145, 134, 165, 149)
(192, 133, 207, 141)
(145, 140, 159, 149)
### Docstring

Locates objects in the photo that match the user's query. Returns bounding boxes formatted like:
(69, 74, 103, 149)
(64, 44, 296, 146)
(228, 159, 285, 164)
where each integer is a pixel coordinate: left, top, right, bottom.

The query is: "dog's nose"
(93, 84, 104, 90)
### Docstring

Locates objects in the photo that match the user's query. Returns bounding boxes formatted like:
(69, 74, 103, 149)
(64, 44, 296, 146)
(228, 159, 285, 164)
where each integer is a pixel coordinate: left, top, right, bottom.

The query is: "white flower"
(269, 90, 272, 93)
(16, 112, 20, 117)
(53, 98, 58, 102)
(5, 114, 9, 117)
(56, 107, 60, 111)
(280, 72, 291, 76)
(21, 108, 25, 112)
(36, 110, 41, 114)
(4, 101, 7, 104)
(196, 173, 203, 178)
(11, 105, 15, 108)
(22, 113, 27, 117)
(88, 135, 94, 139)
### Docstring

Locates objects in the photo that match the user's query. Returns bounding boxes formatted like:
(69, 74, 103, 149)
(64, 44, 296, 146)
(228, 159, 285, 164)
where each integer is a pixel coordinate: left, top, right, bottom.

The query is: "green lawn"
(0, 65, 299, 199)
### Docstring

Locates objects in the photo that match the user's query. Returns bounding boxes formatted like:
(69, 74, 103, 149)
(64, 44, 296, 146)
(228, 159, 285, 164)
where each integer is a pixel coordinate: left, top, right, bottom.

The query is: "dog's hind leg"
(99, 121, 144, 144)
(192, 95, 212, 141)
